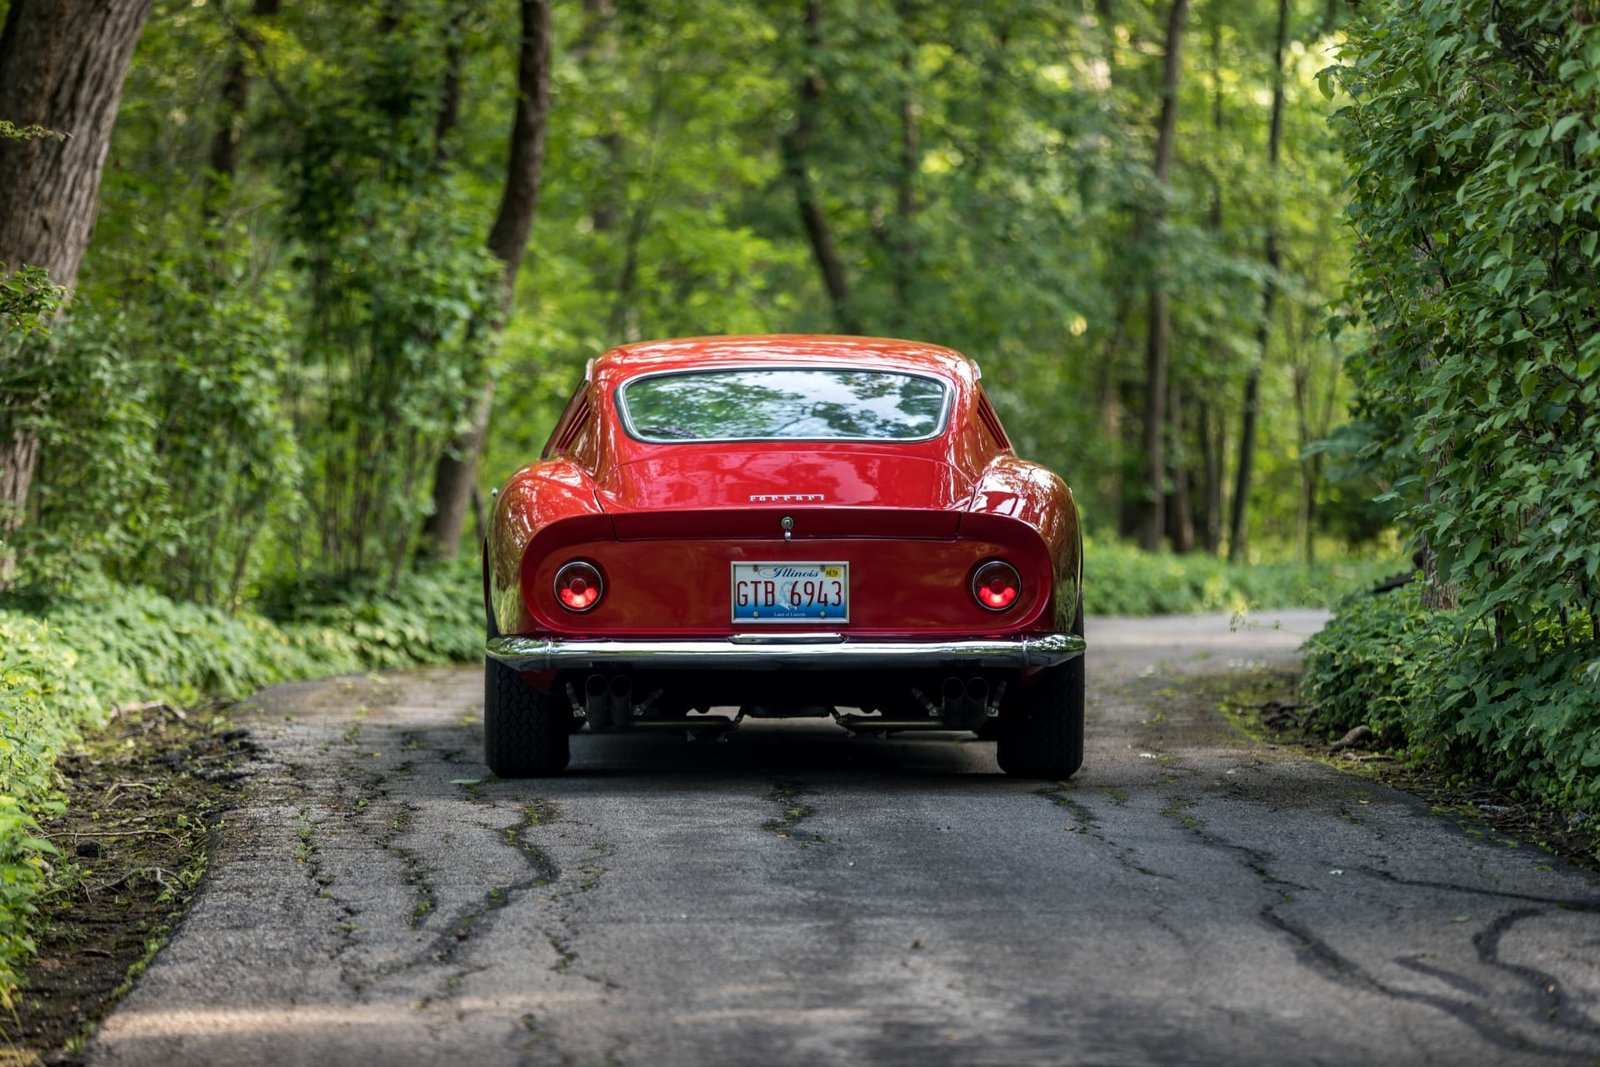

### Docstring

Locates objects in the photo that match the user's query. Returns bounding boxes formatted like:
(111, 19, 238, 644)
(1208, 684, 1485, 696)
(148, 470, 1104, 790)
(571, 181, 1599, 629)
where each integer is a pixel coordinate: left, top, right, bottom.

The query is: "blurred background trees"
(1, 0, 1385, 599)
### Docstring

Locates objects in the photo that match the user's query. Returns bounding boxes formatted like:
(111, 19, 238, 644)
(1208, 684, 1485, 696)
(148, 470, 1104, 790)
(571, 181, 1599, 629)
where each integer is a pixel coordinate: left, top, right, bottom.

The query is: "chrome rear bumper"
(485, 631, 1085, 672)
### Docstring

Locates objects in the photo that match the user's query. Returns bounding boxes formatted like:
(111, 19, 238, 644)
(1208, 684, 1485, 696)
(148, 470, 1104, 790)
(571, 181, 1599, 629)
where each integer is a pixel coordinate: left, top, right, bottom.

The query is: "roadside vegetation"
(1302, 0, 1600, 823)
(0, 565, 478, 1006)
(1085, 538, 1397, 616)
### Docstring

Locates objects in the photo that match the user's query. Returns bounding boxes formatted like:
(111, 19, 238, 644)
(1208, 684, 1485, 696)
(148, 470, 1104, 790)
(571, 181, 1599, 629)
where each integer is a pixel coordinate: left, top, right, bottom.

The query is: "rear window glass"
(617, 368, 952, 443)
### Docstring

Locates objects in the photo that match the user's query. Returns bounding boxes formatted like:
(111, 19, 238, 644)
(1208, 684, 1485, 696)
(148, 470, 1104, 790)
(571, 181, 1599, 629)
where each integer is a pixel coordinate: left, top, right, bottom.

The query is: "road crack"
(762, 780, 821, 844)
(1036, 784, 1176, 881)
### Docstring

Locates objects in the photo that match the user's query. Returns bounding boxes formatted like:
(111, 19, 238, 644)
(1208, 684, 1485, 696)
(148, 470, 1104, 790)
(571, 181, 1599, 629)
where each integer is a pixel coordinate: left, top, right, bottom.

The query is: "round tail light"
(972, 560, 1020, 611)
(554, 561, 604, 612)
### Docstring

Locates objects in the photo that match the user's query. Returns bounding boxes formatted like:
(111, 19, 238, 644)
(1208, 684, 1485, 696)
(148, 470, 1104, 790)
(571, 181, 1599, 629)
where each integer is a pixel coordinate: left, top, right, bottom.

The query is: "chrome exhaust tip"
(608, 674, 634, 729)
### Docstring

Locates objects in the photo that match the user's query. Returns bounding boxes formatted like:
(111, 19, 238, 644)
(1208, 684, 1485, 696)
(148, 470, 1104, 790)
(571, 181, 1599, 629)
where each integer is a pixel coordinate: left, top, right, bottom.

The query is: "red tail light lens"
(554, 561, 604, 612)
(972, 560, 1020, 611)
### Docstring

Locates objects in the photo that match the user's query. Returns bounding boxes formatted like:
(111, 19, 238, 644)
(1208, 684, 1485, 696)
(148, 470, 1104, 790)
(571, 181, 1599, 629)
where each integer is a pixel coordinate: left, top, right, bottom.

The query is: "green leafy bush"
(0, 615, 87, 1011)
(1301, 584, 1455, 743)
(1305, 587, 1600, 812)
(1323, 0, 1600, 822)
(258, 560, 482, 669)
(1418, 620, 1600, 810)
(1085, 538, 1399, 616)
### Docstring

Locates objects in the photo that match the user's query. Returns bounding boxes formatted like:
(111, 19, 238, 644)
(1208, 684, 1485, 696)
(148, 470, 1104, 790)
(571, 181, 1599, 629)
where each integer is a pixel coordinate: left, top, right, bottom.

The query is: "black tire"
(995, 653, 1085, 779)
(995, 594, 1086, 778)
(484, 656, 570, 777)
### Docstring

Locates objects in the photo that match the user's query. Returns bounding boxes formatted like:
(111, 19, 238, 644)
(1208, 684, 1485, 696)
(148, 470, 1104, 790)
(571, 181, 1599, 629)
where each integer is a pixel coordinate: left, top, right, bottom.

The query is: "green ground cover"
(1084, 538, 1400, 616)
(0, 563, 478, 1006)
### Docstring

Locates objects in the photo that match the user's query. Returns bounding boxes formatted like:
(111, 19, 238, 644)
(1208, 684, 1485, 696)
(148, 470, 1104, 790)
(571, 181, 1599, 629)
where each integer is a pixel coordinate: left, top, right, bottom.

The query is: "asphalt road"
(87, 611, 1600, 1067)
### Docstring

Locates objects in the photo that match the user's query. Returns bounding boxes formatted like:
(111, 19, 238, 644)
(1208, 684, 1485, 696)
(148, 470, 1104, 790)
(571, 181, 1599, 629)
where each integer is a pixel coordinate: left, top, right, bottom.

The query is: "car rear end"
(486, 351, 1081, 739)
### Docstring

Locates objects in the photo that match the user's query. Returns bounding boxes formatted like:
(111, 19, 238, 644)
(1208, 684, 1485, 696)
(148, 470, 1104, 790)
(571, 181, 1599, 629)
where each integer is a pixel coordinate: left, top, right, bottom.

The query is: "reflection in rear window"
(617, 368, 951, 442)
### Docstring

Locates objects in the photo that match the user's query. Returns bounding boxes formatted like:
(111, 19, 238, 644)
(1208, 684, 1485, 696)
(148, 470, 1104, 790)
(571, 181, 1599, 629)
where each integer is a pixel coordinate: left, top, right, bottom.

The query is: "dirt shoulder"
(1196, 666, 1600, 877)
(1, 705, 255, 1067)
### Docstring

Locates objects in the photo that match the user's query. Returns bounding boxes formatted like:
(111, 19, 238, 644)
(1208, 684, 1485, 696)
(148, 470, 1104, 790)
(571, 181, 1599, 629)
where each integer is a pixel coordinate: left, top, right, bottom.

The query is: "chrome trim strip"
(486, 632, 1084, 671)
(728, 631, 844, 644)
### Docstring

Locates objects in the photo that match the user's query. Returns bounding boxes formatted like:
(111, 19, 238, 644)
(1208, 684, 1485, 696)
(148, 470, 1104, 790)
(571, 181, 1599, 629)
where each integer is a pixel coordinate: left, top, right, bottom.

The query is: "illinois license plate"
(731, 562, 849, 624)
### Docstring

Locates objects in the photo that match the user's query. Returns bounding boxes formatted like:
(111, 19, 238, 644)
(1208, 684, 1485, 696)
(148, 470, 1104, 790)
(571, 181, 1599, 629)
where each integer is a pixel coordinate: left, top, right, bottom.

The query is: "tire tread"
(484, 657, 570, 777)
(996, 653, 1085, 779)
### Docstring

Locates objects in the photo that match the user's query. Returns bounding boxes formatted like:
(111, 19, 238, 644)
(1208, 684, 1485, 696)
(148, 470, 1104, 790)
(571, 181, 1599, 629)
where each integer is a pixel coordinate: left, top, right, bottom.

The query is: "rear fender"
(962, 456, 1082, 633)
(489, 460, 610, 635)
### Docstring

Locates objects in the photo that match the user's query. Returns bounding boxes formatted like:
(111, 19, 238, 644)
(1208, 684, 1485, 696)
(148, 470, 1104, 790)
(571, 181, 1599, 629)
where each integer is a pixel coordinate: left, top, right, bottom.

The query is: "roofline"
(590, 334, 979, 381)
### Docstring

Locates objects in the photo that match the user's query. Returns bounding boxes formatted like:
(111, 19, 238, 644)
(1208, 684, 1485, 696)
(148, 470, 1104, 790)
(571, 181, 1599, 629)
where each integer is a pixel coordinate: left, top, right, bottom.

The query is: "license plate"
(731, 562, 849, 624)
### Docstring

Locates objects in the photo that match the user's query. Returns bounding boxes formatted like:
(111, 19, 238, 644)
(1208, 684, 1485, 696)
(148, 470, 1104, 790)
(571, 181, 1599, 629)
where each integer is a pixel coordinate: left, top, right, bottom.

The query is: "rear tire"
(995, 653, 1084, 779)
(484, 657, 570, 777)
(996, 594, 1085, 778)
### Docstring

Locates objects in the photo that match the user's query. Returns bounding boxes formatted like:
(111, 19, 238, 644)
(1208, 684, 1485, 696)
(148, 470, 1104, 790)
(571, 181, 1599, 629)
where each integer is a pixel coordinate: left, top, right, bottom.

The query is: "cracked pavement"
(86, 611, 1600, 1066)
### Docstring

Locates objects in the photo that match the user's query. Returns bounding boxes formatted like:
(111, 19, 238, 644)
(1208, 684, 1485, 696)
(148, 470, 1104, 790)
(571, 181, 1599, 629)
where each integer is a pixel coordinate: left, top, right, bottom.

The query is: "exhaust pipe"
(608, 675, 634, 730)
(937, 676, 991, 730)
(940, 677, 965, 719)
(584, 674, 610, 729)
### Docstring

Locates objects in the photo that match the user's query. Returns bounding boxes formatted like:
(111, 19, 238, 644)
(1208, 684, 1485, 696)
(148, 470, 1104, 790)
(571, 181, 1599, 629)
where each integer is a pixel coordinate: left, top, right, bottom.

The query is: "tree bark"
(1136, 0, 1189, 552)
(420, 0, 551, 561)
(434, 5, 467, 165)
(1194, 22, 1225, 556)
(1228, 0, 1288, 564)
(575, 0, 631, 333)
(1198, 400, 1224, 554)
(0, 0, 155, 567)
(1165, 380, 1195, 552)
(485, 1, 552, 297)
(0, 0, 154, 290)
(205, 0, 281, 215)
(781, 0, 862, 335)
(892, 0, 918, 327)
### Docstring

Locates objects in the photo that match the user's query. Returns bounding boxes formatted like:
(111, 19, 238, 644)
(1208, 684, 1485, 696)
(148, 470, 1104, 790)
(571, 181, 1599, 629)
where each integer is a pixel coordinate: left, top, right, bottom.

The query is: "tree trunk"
(1136, 0, 1188, 552)
(781, 0, 862, 335)
(1165, 380, 1195, 553)
(0, 0, 152, 290)
(1194, 24, 1224, 557)
(892, 0, 918, 328)
(575, 0, 634, 335)
(0, 0, 155, 567)
(1228, 0, 1288, 565)
(205, 0, 281, 215)
(434, 5, 467, 164)
(1197, 401, 1224, 554)
(420, 0, 551, 561)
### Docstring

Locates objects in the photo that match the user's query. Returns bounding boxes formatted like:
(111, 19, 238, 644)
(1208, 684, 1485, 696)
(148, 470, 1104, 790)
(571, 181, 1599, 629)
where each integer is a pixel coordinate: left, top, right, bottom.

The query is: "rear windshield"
(616, 368, 952, 443)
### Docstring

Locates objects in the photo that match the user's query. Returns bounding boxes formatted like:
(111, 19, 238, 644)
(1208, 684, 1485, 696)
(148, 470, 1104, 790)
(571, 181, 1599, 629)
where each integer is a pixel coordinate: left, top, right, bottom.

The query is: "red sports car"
(482, 335, 1085, 778)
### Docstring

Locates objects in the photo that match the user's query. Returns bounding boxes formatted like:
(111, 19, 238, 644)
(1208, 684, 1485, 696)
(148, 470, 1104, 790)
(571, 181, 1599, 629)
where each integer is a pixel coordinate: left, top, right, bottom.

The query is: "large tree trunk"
(420, 0, 551, 561)
(0, 0, 152, 290)
(1136, 0, 1189, 552)
(1228, 0, 1288, 564)
(0, 0, 155, 569)
(781, 0, 862, 335)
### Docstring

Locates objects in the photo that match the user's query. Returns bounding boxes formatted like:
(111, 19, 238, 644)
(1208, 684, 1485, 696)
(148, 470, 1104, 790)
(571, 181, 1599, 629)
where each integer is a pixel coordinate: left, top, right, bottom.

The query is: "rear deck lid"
(600, 448, 964, 506)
